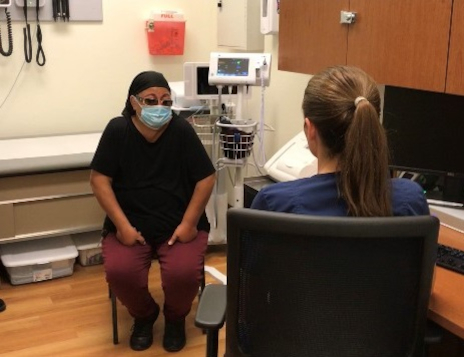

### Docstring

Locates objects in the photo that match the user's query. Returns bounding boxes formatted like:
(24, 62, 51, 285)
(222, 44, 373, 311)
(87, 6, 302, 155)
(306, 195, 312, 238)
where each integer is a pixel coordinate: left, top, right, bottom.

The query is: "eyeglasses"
(135, 95, 173, 107)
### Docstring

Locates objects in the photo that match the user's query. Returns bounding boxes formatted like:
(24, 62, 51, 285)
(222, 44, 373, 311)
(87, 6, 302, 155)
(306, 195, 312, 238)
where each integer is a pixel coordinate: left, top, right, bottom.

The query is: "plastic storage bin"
(0, 235, 78, 285)
(71, 231, 103, 266)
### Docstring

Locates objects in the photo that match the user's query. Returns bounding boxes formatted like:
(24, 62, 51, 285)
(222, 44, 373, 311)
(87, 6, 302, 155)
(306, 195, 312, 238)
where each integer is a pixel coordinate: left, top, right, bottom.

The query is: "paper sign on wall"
(146, 11, 185, 56)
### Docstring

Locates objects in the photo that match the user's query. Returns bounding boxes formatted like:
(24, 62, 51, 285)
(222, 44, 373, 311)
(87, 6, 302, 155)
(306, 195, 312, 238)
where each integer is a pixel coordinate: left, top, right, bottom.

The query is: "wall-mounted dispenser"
(260, 0, 279, 35)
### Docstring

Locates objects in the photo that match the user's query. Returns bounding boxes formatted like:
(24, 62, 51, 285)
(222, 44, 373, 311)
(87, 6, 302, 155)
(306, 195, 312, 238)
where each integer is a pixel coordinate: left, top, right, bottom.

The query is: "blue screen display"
(217, 58, 249, 77)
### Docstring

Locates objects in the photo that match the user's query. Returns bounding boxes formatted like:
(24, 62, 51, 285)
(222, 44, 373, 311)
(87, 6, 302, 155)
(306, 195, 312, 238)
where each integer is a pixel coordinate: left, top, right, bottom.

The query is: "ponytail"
(302, 66, 392, 217)
(339, 100, 392, 216)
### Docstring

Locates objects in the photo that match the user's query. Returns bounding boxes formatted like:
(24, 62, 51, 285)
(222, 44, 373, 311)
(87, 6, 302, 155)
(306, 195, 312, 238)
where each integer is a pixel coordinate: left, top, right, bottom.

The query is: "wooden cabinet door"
(347, 0, 452, 92)
(278, 0, 349, 74)
(446, 0, 464, 95)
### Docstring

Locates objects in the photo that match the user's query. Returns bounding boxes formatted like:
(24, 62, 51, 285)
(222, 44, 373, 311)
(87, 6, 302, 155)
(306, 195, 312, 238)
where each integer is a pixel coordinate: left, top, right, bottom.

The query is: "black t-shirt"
(91, 113, 215, 245)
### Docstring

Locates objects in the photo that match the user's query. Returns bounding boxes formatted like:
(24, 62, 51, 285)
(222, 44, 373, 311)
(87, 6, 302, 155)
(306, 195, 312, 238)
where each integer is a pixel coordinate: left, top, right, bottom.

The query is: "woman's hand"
(116, 225, 146, 246)
(168, 222, 198, 245)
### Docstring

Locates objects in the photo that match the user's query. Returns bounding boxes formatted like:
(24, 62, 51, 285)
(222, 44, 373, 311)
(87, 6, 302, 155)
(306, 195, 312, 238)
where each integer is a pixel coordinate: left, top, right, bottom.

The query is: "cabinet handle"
(340, 11, 357, 24)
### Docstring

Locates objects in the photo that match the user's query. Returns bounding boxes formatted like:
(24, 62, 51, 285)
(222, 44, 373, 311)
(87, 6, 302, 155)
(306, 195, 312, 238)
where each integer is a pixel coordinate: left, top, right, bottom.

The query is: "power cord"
(0, 26, 37, 111)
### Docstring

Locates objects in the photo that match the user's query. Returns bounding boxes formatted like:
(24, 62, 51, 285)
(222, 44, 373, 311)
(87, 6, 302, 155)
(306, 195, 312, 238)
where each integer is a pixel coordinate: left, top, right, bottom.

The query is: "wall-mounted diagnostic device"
(14, 0, 45, 7)
(208, 52, 271, 86)
(0, 0, 12, 7)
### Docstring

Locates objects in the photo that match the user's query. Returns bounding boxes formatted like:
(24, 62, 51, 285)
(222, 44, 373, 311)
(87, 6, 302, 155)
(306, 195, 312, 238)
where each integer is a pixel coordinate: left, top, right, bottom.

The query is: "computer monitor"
(382, 86, 464, 204)
(183, 62, 238, 101)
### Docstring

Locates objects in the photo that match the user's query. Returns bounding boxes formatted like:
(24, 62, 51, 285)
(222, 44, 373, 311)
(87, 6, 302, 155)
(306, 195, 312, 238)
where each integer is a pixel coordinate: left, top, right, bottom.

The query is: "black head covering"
(122, 71, 171, 117)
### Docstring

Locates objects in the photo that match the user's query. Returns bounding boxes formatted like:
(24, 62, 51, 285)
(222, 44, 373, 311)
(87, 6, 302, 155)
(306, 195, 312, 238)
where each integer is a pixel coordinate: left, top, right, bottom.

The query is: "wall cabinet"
(279, 0, 457, 93)
(217, 0, 264, 51)
(446, 0, 464, 95)
(0, 169, 105, 244)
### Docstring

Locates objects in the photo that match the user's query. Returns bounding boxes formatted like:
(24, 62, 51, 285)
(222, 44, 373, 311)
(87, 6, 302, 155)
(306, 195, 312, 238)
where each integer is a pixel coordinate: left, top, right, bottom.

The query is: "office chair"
(110, 263, 206, 344)
(196, 208, 440, 357)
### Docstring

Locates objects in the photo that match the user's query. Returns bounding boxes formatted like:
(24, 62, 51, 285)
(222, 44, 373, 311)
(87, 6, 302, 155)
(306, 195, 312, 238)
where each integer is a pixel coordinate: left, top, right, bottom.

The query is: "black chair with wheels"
(196, 208, 441, 357)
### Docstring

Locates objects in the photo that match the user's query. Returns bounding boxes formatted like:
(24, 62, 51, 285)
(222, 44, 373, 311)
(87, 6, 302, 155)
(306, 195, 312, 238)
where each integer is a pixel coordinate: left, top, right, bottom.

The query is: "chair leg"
(199, 266, 207, 335)
(423, 319, 443, 357)
(109, 287, 119, 344)
(199, 265, 206, 299)
(206, 330, 219, 357)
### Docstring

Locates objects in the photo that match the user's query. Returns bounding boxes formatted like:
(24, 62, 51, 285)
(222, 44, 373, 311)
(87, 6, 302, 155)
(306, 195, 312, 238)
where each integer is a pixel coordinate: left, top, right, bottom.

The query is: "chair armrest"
(195, 284, 227, 330)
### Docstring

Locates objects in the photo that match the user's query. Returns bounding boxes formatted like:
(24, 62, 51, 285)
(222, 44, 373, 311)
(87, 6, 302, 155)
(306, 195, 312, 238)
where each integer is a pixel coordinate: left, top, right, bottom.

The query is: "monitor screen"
(383, 86, 464, 202)
(383, 86, 464, 177)
(216, 58, 250, 77)
(196, 67, 238, 96)
(183, 62, 241, 101)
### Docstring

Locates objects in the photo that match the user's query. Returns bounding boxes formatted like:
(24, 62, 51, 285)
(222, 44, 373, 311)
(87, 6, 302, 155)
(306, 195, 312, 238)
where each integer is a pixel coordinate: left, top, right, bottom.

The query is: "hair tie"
(354, 96, 368, 107)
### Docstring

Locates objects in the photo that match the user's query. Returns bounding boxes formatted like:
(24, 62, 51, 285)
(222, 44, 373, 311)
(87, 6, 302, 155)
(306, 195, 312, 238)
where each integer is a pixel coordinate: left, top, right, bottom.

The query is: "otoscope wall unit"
(15, 0, 45, 7)
(8, 0, 102, 22)
(0, 0, 12, 7)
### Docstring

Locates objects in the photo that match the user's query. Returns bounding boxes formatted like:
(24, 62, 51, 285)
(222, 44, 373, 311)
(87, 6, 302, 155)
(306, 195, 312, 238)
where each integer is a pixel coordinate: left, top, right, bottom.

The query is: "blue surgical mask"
(138, 105, 172, 130)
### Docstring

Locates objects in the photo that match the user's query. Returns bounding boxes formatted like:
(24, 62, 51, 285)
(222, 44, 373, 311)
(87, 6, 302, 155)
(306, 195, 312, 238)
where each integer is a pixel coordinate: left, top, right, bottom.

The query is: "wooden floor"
(0, 245, 227, 357)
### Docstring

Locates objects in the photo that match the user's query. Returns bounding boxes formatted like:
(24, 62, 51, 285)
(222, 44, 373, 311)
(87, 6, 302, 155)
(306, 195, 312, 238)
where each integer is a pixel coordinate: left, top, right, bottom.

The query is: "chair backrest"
(225, 208, 439, 357)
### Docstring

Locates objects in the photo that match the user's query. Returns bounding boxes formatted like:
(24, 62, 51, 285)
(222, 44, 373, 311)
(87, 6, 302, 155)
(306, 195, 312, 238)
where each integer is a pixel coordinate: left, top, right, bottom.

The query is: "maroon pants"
(102, 231, 208, 321)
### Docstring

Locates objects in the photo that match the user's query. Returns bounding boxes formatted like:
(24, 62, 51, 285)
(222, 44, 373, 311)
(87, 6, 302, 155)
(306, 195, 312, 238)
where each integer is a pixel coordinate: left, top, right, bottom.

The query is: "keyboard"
(427, 199, 464, 209)
(436, 244, 464, 274)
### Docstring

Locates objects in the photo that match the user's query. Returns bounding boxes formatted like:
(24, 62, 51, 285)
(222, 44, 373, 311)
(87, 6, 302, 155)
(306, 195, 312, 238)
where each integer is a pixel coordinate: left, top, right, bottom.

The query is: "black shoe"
(163, 319, 186, 352)
(0, 299, 5, 313)
(129, 305, 160, 351)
